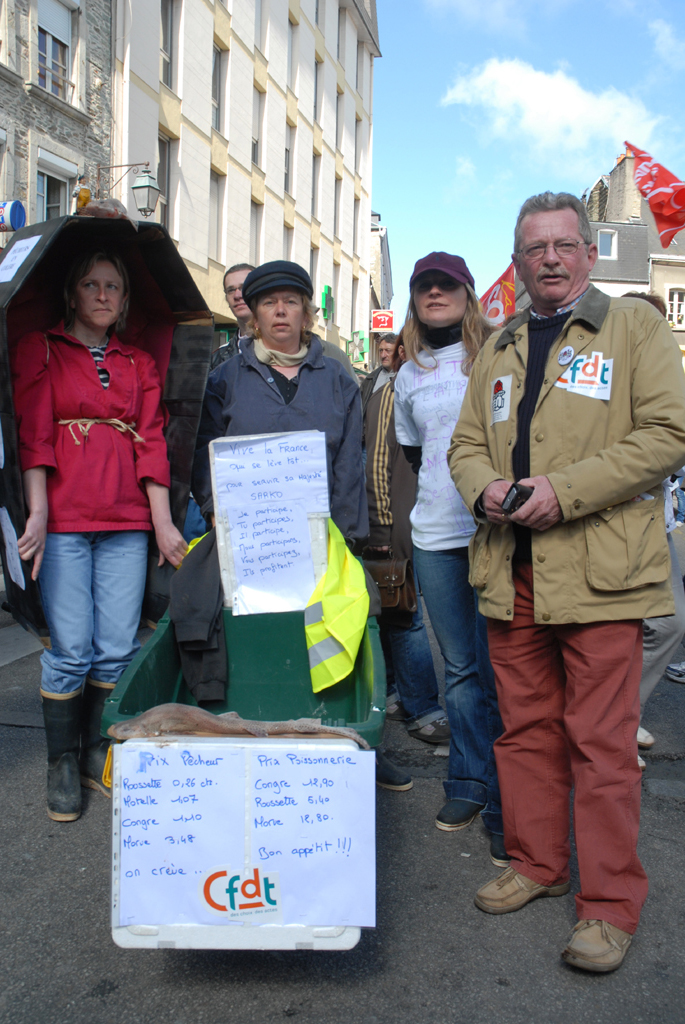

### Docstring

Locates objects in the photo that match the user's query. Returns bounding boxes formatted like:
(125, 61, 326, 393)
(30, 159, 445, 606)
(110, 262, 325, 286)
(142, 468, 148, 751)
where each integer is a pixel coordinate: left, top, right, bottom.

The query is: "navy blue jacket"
(192, 337, 369, 546)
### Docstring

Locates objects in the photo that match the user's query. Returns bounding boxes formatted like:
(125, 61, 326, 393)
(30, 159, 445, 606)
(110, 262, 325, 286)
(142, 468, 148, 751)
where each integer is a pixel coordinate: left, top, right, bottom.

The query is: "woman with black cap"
(192, 260, 367, 547)
(192, 260, 410, 790)
(394, 252, 507, 864)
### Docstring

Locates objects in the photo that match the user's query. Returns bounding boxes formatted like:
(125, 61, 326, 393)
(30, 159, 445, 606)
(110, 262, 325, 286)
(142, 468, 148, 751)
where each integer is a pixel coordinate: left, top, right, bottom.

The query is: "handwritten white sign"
(248, 745, 375, 927)
(228, 501, 315, 615)
(211, 431, 329, 515)
(117, 743, 246, 927)
(0, 235, 41, 283)
(0, 508, 25, 590)
(114, 738, 375, 929)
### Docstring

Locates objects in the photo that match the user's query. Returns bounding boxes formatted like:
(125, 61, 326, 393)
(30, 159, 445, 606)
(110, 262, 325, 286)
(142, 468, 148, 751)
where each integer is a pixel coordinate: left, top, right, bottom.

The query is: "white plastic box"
(111, 737, 375, 950)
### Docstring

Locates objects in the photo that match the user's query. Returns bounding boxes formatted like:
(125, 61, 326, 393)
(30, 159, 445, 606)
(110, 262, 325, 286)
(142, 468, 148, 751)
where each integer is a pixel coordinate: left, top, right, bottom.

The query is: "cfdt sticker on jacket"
(490, 375, 512, 424)
(555, 352, 613, 400)
(201, 866, 283, 924)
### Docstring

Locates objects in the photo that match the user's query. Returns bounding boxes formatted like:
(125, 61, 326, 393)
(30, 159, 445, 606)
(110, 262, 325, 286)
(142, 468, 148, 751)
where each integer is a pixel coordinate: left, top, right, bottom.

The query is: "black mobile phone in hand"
(501, 483, 534, 514)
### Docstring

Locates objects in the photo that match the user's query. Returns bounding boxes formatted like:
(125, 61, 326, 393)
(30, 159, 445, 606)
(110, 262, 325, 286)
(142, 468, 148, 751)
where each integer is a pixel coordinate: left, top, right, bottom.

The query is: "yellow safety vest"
(305, 520, 370, 692)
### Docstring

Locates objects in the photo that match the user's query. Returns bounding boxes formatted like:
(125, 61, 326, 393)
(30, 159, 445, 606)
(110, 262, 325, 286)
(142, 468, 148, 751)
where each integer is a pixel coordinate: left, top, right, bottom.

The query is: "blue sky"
(371, 0, 685, 319)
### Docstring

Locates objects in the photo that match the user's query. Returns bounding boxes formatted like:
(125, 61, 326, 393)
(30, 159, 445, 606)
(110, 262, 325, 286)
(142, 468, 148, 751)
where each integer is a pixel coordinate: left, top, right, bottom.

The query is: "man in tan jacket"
(448, 191, 685, 973)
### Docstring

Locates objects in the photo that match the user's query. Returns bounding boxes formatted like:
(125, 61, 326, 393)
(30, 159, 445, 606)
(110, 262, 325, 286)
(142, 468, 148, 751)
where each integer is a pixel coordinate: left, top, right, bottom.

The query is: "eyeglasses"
(517, 239, 588, 261)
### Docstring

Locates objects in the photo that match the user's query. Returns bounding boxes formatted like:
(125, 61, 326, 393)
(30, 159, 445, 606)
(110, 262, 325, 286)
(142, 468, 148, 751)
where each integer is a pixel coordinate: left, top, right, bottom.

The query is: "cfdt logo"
(200, 866, 282, 923)
(555, 351, 613, 400)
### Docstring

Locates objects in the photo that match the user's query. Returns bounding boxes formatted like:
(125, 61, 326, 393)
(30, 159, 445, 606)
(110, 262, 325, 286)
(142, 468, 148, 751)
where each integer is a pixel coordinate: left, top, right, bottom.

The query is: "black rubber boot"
(80, 677, 114, 798)
(42, 689, 83, 822)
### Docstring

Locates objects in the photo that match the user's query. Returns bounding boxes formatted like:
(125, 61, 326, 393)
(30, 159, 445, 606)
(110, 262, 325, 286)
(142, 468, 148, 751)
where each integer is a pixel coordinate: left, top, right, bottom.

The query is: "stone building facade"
(0, 0, 113, 237)
(112, 0, 380, 357)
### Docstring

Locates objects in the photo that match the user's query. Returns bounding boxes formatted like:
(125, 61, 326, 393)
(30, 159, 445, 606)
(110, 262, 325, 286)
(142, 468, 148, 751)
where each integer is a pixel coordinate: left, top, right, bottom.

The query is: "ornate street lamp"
(95, 161, 161, 218)
(130, 169, 162, 219)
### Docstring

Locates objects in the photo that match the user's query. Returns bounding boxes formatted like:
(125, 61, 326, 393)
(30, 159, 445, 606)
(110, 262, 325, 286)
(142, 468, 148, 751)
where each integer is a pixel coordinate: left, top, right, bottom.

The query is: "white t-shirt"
(394, 342, 476, 551)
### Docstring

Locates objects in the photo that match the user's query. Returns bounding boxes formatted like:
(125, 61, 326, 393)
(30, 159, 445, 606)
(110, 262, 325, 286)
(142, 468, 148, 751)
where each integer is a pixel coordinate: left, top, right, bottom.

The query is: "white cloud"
(441, 59, 660, 174)
(455, 156, 476, 180)
(649, 19, 685, 71)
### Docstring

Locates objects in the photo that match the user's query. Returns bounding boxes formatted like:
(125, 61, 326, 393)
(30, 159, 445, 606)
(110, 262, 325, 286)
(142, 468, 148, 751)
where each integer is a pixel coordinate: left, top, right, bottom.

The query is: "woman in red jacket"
(12, 250, 187, 822)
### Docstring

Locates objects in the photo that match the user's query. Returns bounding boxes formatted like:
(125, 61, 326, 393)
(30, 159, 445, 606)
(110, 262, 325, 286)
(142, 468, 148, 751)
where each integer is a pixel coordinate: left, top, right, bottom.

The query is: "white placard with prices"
(113, 738, 376, 937)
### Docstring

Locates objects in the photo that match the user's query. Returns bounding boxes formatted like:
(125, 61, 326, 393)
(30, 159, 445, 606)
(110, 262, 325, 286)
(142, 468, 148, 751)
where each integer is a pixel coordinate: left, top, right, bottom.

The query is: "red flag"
(625, 142, 685, 248)
(480, 262, 516, 326)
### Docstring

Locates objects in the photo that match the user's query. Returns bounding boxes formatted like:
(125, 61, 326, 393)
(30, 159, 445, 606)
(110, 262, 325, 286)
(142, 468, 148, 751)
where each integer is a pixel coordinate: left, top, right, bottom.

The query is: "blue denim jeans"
(412, 544, 503, 834)
(380, 587, 443, 726)
(38, 531, 149, 694)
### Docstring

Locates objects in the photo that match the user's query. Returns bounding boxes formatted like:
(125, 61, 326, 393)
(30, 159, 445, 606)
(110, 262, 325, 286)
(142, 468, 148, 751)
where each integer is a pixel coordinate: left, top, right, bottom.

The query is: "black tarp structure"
(0, 215, 213, 635)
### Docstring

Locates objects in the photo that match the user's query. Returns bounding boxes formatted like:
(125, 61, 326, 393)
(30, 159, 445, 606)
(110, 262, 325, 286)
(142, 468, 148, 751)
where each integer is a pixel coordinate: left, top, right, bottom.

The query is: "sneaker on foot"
(489, 833, 511, 868)
(638, 754, 646, 771)
(385, 699, 407, 722)
(408, 716, 451, 745)
(637, 726, 655, 749)
(665, 661, 685, 683)
(561, 919, 632, 973)
(436, 798, 484, 832)
(375, 751, 413, 792)
(474, 866, 570, 915)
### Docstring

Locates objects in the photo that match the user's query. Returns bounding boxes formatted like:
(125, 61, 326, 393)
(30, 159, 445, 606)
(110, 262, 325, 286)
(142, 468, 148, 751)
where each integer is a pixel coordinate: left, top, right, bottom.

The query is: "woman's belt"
(58, 418, 145, 446)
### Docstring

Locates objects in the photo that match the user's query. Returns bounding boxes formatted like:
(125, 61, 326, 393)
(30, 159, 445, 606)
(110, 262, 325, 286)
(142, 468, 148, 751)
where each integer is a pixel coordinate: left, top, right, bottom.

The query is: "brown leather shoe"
(561, 919, 632, 973)
(474, 866, 571, 915)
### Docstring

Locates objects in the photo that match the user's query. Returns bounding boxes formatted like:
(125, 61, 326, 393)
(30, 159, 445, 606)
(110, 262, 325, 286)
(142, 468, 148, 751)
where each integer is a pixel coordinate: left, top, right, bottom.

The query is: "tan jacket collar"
(493, 285, 612, 351)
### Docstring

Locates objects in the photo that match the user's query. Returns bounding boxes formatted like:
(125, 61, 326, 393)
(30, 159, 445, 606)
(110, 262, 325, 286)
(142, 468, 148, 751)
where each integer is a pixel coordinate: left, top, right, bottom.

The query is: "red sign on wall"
(371, 310, 394, 332)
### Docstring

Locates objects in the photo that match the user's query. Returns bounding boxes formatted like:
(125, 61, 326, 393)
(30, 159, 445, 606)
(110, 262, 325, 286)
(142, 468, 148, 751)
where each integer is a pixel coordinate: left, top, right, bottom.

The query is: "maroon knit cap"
(410, 252, 475, 290)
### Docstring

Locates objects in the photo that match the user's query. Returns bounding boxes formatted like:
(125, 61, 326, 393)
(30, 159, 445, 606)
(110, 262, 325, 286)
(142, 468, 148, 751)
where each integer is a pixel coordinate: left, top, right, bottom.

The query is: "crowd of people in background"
(13, 189, 685, 977)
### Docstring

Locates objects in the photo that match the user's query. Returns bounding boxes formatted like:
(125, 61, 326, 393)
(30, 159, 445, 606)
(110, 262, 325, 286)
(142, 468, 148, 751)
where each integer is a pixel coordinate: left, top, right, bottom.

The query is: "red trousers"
(487, 565, 648, 934)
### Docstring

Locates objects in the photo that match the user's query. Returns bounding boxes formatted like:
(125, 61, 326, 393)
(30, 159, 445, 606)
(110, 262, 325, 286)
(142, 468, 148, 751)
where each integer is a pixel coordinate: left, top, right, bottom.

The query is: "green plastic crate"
(101, 609, 386, 748)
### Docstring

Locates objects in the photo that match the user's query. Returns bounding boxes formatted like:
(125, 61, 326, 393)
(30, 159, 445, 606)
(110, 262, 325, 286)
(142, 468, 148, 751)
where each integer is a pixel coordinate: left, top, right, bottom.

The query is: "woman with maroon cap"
(394, 252, 506, 866)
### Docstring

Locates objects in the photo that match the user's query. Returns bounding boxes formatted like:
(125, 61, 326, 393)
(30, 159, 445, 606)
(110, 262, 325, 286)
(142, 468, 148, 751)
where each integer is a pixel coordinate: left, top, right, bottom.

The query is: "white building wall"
(112, 0, 378, 353)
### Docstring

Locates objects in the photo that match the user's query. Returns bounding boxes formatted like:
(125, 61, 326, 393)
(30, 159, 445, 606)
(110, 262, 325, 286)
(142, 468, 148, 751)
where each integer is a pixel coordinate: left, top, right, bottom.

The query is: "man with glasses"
(212, 263, 255, 368)
(448, 192, 685, 972)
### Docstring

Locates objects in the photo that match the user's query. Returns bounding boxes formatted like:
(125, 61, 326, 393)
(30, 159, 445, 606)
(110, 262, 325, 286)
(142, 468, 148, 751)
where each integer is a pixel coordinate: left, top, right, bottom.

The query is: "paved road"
(2, 535, 685, 1024)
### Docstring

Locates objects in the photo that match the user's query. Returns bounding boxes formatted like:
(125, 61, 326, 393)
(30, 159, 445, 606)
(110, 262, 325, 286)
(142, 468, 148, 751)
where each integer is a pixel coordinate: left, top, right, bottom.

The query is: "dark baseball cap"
(242, 261, 314, 305)
(409, 252, 475, 290)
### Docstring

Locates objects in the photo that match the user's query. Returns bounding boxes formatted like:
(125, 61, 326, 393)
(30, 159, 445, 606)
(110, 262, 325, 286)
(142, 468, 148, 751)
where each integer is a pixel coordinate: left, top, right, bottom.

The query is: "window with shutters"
(337, 7, 345, 64)
(211, 46, 222, 132)
(336, 92, 344, 151)
(252, 88, 263, 167)
(334, 177, 342, 238)
(310, 247, 318, 294)
(287, 21, 297, 91)
(157, 133, 172, 229)
(284, 124, 293, 195)
(311, 154, 320, 219)
(37, 172, 66, 220)
(283, 226, 293, 261)
(37, 0, 73, 101)
(250, 202, 262, 265)
(313, 60, 322, 124)
(161, 0, 173, 88)
(209, 171, 222, 263)
(669, 289, 685, 328)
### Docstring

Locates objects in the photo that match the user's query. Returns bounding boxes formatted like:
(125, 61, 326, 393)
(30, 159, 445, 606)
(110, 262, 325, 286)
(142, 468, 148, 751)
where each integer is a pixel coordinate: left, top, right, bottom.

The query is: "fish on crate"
(107, 704, 370, 749)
